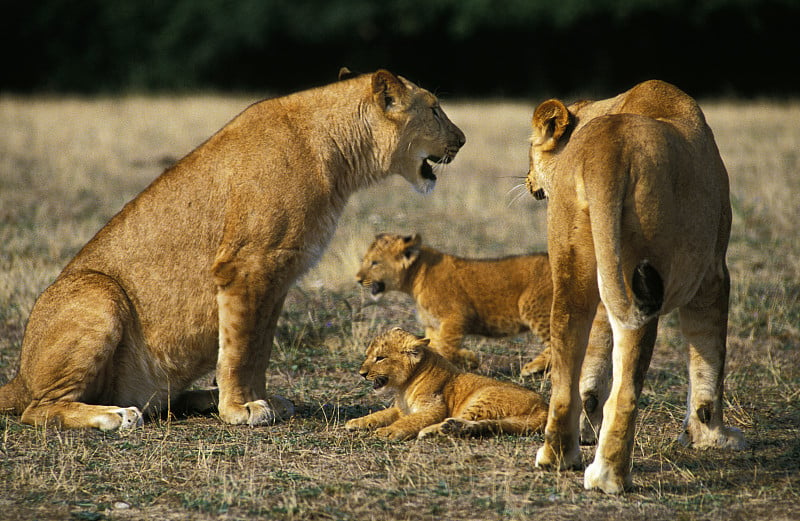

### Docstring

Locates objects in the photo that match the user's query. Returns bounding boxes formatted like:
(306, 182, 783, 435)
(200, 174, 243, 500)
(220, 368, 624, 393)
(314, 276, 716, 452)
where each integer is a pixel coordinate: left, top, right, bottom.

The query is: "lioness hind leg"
(19, 272, 143, 431)
(578, 304, 613, 445)
(584, 316, 658, 494)
(21, 402, 143, 431)
(678, 272, 746, 450)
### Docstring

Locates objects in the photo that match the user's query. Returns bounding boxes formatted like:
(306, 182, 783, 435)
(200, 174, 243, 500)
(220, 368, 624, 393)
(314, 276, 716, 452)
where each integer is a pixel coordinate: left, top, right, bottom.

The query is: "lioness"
(526, 80, 745, 493)
(0, 69, 465, 430)
(355, 232, 552, 371)
(344, 327, 548, 440)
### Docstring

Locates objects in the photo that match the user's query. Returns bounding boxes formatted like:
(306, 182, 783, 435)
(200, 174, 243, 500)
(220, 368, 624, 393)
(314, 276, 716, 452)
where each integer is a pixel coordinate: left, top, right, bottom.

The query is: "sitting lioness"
(356, 232, 553, 371)
(344, 327, 548, 440)
(526, 80, 745, 493)
(0, 69, 465, 430)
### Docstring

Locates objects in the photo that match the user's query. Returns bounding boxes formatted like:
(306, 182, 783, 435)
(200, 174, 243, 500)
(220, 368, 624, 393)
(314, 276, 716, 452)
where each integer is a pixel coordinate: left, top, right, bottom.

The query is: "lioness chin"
(0, 69, 465, 431)
(344, 327, 547, 440)
(526, 80, 745, 494)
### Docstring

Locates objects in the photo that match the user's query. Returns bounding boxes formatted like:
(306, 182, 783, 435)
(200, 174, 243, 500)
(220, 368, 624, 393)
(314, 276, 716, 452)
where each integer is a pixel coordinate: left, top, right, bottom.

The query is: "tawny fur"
(526, 79, 745, 494)
(0, 69, 465, 431)
(356, 232, 553, 371)
(344, 327, 548, 440)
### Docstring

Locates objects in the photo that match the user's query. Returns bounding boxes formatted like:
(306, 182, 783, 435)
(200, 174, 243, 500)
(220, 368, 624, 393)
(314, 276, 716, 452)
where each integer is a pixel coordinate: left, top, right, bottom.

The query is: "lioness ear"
(531, 99, 571, 152)
(372, 69, 408, 111)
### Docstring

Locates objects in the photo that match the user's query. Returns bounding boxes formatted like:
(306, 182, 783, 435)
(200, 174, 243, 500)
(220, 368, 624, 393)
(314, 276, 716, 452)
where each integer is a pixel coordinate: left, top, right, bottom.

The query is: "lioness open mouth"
(372, 376, 389, 390)
(420, 154, 451, 182)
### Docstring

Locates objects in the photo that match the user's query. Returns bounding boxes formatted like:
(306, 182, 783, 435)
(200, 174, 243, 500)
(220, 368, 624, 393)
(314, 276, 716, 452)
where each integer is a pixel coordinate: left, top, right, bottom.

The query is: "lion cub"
(356, 233, 552, 372)
(344, 327, 548, 440)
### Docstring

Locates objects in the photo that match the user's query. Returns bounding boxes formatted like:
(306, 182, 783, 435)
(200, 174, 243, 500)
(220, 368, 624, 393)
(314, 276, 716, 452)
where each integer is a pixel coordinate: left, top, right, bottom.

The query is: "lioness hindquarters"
(527, 80, 744, 493)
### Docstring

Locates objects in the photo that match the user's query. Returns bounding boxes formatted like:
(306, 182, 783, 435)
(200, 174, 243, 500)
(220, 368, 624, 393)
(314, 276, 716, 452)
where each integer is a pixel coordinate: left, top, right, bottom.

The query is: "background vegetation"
(4, 0, 800, 97)
(0, 95, 798, 520)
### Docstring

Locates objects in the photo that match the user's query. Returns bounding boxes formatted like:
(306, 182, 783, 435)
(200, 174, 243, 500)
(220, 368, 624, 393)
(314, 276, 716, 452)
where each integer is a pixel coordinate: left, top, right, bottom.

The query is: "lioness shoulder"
(356, 232, 552, 373)
(344, 327, 547, 440)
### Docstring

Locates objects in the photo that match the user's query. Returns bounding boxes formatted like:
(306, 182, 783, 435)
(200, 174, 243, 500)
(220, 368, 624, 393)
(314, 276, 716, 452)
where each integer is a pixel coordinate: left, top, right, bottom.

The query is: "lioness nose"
(455, 128, 466, 148)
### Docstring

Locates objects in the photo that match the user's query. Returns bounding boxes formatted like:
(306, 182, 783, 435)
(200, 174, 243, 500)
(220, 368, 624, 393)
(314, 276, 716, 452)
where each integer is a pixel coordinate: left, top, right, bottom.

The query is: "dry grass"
(0, 94, 798, 520)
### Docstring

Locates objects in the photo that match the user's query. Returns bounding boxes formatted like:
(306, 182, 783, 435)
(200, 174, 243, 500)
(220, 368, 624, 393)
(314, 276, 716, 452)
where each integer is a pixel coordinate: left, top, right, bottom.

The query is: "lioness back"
(344, 327, 547, 440)
(356, 233, 552, 373)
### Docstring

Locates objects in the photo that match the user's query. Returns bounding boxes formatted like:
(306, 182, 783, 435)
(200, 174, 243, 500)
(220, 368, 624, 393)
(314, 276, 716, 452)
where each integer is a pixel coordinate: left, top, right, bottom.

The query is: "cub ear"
(372, 69, 408, 112)
(400, 237, 420, 268)
(403, 337, 430, 359)
(531, 99, 572, 152)
(402, 233, 421, 247)
(338, 67, 358, 81)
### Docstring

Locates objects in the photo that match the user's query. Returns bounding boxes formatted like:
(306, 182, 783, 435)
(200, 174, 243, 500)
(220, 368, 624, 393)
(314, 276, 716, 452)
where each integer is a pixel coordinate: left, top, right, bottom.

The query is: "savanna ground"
(0, 93, 798, 521)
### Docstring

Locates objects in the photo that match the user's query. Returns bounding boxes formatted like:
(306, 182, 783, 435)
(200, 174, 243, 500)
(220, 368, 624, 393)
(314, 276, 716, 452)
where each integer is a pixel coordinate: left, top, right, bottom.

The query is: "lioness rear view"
(527, 80, 745, 493)
(0, 69, 465, 430)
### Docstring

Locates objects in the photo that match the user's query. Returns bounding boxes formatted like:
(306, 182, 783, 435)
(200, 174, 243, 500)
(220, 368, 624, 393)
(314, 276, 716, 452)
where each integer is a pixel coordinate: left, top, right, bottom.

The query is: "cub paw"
(375, 426, 414, 441)
(456, 349, 479, 370)
(345, 417, 371, 431)
(439, 417, 472, 436)
(521, 349, 551, 377)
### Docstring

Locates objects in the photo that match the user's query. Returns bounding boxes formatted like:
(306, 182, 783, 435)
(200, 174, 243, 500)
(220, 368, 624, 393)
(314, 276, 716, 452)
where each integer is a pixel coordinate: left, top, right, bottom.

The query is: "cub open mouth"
(372, 376, 389, 390)
(371, 281, 386, 295)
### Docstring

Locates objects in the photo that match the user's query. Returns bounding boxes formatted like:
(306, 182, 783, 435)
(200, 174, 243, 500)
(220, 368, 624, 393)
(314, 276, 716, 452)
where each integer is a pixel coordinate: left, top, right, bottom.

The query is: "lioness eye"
(431, 107, 441, 119)
(375, 356, 386, 362)
(371, 260, 379, 266)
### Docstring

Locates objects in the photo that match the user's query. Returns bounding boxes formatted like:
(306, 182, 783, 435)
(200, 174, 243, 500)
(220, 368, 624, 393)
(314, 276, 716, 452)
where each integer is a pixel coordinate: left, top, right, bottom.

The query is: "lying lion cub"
(356, 233, 552, 371)
(344, 327, 548, 440)
(0, 69, 465, 430)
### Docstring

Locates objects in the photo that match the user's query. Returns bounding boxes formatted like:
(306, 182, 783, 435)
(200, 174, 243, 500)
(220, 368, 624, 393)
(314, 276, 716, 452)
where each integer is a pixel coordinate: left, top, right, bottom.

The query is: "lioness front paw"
(219, 395, 294, 426)
(99, 407, 143, 431)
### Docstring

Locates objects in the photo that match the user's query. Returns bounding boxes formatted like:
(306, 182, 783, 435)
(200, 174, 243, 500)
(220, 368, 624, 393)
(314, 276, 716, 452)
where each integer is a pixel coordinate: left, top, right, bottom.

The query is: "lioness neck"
(274, 78, 388, 198)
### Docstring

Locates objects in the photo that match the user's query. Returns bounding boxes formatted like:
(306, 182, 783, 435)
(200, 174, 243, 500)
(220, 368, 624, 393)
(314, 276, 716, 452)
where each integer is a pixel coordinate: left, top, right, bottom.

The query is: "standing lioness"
(527, 80, 745, 493)
(0, 69, 465, 430)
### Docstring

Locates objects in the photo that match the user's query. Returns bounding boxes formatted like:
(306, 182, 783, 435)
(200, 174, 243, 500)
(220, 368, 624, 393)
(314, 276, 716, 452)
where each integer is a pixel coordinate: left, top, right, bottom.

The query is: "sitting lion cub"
(356, 233, 552, 372)
(344, 327, 548, 440)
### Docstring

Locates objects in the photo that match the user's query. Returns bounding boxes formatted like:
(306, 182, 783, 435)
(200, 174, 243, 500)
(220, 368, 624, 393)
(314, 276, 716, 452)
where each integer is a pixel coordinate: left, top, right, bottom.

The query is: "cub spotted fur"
(526, 80, 745, 493)
(0, 69, 465, 430)
(356, 233, 552, 371)
(344, 327, 548, 440)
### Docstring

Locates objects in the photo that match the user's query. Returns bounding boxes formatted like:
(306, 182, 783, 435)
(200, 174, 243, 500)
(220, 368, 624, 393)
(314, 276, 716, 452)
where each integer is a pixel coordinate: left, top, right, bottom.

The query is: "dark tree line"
(3, 0, 799, 98)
